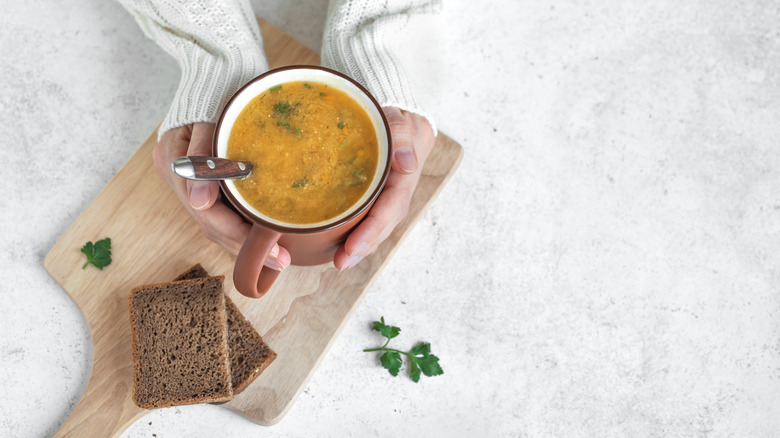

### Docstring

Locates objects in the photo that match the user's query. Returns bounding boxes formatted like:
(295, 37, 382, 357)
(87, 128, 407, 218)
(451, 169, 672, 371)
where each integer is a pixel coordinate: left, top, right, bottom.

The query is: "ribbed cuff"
(321, 1, 441, 136)
(349, 18, 438, 135)
(159, 46, 268, 139)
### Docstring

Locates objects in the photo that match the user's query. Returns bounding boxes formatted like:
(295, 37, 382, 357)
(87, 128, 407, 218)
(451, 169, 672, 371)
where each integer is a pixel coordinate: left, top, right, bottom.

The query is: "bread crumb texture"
(224, 297, 277, 394)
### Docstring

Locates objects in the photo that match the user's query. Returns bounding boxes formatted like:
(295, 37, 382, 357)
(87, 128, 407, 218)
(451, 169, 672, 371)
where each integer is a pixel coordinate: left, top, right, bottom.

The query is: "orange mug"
(213, 66, 391, 298)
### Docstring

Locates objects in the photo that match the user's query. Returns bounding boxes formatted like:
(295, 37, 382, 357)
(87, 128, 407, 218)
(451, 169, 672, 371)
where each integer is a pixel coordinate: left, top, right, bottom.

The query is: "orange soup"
(227, 81, 379, 224)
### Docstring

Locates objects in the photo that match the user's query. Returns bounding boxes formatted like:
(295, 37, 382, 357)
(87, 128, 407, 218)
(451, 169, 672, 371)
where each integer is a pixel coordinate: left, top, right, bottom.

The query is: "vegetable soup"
(227, 81, 379, 224)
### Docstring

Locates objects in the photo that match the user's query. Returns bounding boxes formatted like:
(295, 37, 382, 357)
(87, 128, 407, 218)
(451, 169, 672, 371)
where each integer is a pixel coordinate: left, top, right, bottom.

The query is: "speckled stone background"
(2, 0, 780, 437)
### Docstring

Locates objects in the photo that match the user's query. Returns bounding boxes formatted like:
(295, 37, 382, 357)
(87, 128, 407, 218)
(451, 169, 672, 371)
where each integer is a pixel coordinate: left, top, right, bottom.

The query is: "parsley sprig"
(363, 317, 443, 382)
(80, 238, 112, 270)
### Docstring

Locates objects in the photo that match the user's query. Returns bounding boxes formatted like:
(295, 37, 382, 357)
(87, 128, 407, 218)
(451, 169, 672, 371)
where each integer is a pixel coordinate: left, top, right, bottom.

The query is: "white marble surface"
(2, 0, 780, 436)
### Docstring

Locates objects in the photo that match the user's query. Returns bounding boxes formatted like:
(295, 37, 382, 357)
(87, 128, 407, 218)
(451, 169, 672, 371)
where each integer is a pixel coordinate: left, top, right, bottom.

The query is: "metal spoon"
(172, 156, 253, 181)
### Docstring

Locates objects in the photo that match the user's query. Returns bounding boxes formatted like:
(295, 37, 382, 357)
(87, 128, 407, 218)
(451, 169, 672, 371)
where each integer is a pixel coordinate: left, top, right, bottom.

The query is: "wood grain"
(45, 17, 462, 436)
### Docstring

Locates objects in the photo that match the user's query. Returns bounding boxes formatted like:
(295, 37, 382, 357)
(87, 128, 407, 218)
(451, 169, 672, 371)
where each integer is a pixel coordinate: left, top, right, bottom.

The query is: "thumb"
(186, 123, 219, 211)
(383, 107, 418, 174)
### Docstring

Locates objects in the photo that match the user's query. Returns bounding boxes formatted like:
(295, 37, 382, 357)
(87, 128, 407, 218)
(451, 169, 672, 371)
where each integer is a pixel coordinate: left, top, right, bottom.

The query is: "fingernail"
(264, 256, 286, 272)
(189, 182, 210, 210)
(340, 255, 363, 270)
(395, 147, 417, 173)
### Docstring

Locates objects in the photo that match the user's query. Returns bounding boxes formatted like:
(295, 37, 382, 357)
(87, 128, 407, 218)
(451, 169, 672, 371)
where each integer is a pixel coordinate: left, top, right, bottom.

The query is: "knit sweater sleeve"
(321, 0, 442, 135)
(116, 0, 269, 139)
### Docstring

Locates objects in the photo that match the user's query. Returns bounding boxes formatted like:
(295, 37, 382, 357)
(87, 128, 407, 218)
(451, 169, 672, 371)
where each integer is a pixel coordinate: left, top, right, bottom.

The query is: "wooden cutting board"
(44, 17, 462, 437)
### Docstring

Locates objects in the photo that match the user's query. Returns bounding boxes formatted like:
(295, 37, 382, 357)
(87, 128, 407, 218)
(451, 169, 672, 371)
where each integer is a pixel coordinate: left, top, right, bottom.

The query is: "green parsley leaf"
(372, 316, 401, 340)
(364, 317, 443, 382)
(81, 238, 112, 270)
(380, 351, 402, 376)
(352, 168, 367, 179)
(292, 178, 308, 188)
(274, 102, 291, 114)
(350, 168, 368, 187)
(418, 353, 444, 377)
(409, 342, 430, 357)
(269, 85, 282, 92)
(408, 359, 421, 382)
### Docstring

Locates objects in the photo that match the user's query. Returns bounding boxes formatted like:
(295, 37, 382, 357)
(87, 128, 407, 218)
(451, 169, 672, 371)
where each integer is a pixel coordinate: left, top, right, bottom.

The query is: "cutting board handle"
(53, 364, 145, 437)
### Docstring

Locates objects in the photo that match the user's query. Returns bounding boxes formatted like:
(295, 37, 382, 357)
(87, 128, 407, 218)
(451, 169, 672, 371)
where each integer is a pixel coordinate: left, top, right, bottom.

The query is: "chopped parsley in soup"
(227, 81, 379, 224)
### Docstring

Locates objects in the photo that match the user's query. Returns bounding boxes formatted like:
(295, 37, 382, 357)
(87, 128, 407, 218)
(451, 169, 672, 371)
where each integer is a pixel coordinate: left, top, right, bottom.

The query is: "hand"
(333, 107, 436, 270)
(153, 122, 291, 270)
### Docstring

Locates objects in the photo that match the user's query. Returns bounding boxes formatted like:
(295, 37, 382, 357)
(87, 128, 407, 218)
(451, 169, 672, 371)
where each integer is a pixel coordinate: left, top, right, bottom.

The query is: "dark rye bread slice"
(129, 275, 233, 408)
(175, 264, 277, 394)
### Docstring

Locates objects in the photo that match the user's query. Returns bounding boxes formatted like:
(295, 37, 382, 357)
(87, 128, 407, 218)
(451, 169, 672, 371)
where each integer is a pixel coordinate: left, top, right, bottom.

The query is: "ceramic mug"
(213, 65, 392, 298)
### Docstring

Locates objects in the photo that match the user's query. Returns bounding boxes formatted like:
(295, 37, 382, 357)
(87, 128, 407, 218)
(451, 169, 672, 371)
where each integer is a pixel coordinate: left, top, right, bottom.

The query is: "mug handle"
(234, 224, 282, 298)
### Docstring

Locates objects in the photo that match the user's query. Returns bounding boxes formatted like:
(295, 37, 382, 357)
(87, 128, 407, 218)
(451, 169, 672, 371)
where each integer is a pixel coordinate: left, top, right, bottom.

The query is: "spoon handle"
(172, 156, 253, 181)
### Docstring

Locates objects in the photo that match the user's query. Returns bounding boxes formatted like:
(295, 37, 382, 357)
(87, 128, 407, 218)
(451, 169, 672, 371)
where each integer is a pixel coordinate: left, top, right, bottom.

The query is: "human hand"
(332, 107, 436, 270)
(153, 122, 291, 271)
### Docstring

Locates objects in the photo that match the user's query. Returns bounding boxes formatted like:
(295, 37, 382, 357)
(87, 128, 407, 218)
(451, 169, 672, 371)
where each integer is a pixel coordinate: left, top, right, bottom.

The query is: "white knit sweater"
(117, 0, 441, 139)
